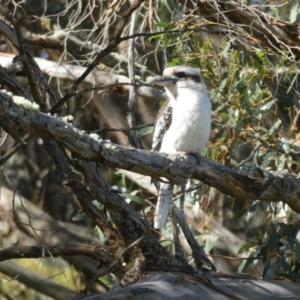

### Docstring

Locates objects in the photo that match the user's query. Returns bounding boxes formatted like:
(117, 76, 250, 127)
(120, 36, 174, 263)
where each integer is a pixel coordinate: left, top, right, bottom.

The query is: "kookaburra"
(152, 66, 211, 230)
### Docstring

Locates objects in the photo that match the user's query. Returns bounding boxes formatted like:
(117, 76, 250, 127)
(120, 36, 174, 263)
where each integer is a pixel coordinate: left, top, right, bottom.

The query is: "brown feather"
(152, 100, 172, 152)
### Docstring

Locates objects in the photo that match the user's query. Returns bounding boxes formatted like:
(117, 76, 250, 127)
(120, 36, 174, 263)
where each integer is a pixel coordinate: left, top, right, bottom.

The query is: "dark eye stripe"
(174, 71, 186, 78)
(190, 75, 201, 83)
(173, 70, 202, 83)
(175, 74, 201, 83)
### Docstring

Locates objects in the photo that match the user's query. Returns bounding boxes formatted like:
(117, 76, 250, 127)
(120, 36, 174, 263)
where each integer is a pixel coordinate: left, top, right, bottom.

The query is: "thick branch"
(67, 271, 300, 300)
(0, 243, 114, 263)
(0, 90, 300, 213)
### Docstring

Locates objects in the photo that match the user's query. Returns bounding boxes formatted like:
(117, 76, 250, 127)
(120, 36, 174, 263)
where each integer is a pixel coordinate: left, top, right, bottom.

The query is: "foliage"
(148, 0, 300, 280)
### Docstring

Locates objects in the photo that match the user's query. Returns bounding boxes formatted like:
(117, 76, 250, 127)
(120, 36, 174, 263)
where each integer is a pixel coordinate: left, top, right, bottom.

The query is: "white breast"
(160, 88, 211, 154)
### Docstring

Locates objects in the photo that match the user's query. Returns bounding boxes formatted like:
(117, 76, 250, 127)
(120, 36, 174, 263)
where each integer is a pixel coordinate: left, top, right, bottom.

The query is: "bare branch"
(0, 243, 114, 264)
(0, 90, 300, 213)
(0, 260, 76, 300)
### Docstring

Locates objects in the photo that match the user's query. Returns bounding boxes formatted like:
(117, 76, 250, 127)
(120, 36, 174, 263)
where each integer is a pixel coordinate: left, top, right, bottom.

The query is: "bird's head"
(153, 66, 207, 99)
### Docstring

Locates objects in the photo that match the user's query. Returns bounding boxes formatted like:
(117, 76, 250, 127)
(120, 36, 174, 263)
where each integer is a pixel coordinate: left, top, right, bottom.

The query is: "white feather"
(160, 87, 211, 153)
(154, 67, 211, 230)
(154, 183, 173, 230)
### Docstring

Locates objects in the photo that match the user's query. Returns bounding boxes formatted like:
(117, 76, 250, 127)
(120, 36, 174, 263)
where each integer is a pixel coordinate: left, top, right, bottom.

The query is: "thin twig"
(170, 208, 185, 261)
(0, 134, 31, 166)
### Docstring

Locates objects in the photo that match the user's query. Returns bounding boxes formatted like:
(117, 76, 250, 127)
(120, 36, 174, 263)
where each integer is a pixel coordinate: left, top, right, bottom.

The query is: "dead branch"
(0, 243, 115, 264)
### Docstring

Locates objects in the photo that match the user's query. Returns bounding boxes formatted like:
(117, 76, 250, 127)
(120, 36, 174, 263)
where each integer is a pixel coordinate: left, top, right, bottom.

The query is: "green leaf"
(290, 0, 299, 23)
(278, 256, 292, 272)
(277, 154, 286, 171)
(160, 239, 172, 248)
(263, 258, 280, 278)
(165, 37, 171, 49)
(205, 59, 215, 76)
(154, 22, 169, 28)
(99, 276, 114, 288)
(166, 0, 182, 12)
(219, 77, 229, 91)
(271, 6, 280, 19)
(268, 119, 282, 136)
(258, 99, 275, 113)
(261, 150, 274, 169)
(168, 57, 180, 66)
(238, 241, 254, 254)
(278, 222, 293, 245)
(293, 245, 300, 263)
(148, 33, 165, 41)
(238, 258, 248, 273)
(238, 246, 254, 273)
(222, 39, 231, 57)
(287, 73, 298, 93)
(72, 211, 87, 221)
(233, 208, 247, 220)
(162, 0, 173, 14)
(136, 126, 153, 138)
(204, 240, 214, 254)
(235, 80, 247, 94)
(96, 227, 106, 243)
(262, 259, 271, 278)
(268, 224, 280, 247)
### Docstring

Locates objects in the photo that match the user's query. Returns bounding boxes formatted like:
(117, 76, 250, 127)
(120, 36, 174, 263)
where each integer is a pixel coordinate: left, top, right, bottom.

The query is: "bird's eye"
(175, 72, 186, 78)
(191, 75, 201, 83)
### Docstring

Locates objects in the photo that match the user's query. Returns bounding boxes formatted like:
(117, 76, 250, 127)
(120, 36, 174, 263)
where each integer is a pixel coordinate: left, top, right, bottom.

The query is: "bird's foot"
(190, 152, 201, 165)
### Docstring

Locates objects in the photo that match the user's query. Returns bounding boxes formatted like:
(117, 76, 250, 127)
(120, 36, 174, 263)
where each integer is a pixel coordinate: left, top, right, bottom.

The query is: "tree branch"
(0, 90, 299, 213)
(0, 54, 165, 101)
(0, 243, 115, 264)
(0, 260, 76, 300)
(173, 206, 216, 271)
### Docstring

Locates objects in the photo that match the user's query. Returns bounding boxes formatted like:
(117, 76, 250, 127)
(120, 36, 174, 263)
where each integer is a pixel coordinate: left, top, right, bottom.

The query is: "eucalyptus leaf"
(290, 0, 299, 23)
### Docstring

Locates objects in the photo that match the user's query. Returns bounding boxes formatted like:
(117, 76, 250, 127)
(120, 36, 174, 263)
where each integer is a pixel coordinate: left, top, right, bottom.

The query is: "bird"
(152, 66, 211, 230)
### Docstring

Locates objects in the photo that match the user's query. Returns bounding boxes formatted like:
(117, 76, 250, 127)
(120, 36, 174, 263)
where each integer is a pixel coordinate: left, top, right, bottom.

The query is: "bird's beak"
(152, 76, 178, 87)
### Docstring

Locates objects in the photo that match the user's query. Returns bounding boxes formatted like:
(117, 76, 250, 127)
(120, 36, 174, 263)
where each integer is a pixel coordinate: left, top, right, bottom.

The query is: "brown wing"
(152, 100, 172, 152)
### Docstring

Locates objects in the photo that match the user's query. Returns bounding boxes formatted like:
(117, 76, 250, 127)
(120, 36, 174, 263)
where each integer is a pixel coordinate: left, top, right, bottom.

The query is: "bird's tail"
(154, 182, 173, 230)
